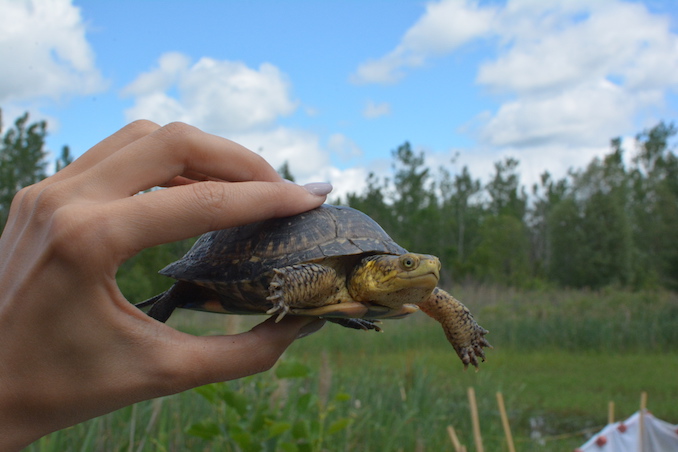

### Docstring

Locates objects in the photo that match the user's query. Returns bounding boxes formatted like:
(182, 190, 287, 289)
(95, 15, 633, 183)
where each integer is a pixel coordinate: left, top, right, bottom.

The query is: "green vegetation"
(25, 288, 678, 451)
(344, 127, 678, 291)
(3, 110, 678, 294)
(3, 110, 677, 449)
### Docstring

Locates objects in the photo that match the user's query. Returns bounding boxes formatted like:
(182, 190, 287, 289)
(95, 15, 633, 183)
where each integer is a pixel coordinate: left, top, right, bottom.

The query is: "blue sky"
(2, 0, 678, 199)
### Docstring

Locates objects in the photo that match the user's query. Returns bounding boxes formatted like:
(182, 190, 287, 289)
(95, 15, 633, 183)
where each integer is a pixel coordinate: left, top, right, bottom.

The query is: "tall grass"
(26, 288, 678, 451)
(459, 286, 678, 352)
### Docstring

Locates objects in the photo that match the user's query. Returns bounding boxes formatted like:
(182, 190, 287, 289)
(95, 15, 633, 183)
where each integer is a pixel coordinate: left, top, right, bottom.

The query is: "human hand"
(0, 121, 330, 451)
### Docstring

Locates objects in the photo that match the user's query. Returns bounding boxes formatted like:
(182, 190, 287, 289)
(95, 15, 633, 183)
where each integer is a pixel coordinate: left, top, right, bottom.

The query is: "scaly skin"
(418, 288, 491, 370)
(266, 263, 341, 321)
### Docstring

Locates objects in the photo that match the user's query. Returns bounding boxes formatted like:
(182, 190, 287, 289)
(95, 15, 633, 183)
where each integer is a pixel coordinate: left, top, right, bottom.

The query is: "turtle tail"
(134, 282, 191, 323)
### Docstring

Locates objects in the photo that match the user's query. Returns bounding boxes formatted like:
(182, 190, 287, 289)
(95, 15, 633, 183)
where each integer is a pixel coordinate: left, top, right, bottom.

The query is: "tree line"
(343, 124, 678, 290)
(1, 109, 676, 301)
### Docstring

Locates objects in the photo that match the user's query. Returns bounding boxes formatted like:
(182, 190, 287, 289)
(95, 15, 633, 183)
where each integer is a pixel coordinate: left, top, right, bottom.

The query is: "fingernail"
(303, 182, 333, 197)
(296, 319, 326, 339)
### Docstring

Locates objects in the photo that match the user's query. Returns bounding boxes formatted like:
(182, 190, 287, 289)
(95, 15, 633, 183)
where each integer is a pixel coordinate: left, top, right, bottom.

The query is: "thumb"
(163, 316, 326, 390)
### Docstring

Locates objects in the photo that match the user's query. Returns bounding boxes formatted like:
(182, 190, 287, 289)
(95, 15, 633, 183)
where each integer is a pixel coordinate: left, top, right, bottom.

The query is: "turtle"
(137, 205, 491, 368)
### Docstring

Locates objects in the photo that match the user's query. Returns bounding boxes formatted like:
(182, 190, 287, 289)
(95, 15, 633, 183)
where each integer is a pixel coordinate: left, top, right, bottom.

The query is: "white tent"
(577, 411, 678, 451)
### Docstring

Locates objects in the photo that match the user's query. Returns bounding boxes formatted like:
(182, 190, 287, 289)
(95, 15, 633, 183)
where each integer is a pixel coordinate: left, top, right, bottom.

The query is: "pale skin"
(0, 121, 329, 451)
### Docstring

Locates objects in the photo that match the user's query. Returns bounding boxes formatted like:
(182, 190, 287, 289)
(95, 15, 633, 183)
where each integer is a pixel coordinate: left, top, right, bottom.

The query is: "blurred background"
(3, 0, 678, 450)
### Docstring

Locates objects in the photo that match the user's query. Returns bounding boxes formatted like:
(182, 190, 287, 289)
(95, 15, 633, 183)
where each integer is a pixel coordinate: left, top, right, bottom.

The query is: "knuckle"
(47, 206, 110, 262)
(9, 185, 36, 213)
(152, 122, 202, 164)
(156, 122, 200, 146)
(12, 182, 69, 224)
(33, 183, 66, 212)
(123, 119, 160, 137)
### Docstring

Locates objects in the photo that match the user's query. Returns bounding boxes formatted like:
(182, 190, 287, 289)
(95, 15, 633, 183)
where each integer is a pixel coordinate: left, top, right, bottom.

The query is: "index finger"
(47, 120, 161, 184)
(77, 123, 282, 199)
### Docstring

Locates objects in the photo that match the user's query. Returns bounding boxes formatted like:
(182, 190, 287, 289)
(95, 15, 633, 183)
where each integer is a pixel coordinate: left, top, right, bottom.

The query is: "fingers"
(77, 122, 283, 199)
(49, 120, 161, 183)
(105, 180, 329, 257)
(163, 316, 325, 388)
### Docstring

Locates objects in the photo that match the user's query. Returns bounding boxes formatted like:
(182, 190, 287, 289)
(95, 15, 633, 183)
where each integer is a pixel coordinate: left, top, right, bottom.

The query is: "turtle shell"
(161, 205, 407, 284)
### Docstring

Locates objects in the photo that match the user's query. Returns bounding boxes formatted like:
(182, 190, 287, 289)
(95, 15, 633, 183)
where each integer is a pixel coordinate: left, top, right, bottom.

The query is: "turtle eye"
(400, 255, 418, 270)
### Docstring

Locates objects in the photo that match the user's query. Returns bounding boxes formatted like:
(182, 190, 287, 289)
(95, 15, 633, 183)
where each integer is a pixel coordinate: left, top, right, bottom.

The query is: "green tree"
(278, 161, 295, 182)
(346, 171, 395, 232)
(530, 171, 568, 279)
(470, 214, 531, 286)
(55, 145, 73, 172)
(468, 157, 530, 285)
(549, 141, 633, 288)
(437, 164, 483, 279)
(0, 110, 48, 229)
(630, 122, 678, 288)
(486, 157, 527, 220)
(548, 197, 586, 286)
(389, 142, 438, 252)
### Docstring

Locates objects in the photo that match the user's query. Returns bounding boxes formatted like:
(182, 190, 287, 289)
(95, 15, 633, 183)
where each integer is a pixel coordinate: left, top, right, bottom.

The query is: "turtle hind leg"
(327, 317, 382, 332)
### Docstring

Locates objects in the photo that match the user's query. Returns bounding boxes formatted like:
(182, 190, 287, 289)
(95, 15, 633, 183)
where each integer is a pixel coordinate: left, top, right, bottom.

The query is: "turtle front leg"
(266, 263, 341, 322)
(419, 288, 491, 370)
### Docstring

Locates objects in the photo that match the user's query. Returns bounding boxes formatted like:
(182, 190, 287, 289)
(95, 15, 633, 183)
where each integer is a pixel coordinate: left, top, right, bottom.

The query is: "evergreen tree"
(486, 157, 527, 220)
(0, 110, 48, 229)
(630, 122, 678, 288)
(277, 161, 295, 182)
(390, 142, 438, 252)
(530, 171, 568, 279)
(56, 145, 73, 172)
(346, 171, 395, 233)
(549, 141, 633, 288)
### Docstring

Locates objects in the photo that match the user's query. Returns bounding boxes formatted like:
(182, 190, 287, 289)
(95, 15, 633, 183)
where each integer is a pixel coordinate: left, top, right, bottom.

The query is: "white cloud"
(327, 133, 363, 161)
(0, 0, 105, 103)
(123, 56, 367, 198)
(355, 0, 678, 166)
(478, 80, 642, 148)
(315, 166, 369, 203)
(351, 0, 495, 84)
(477, 1, 678, 95)
(231, 128, 367, 202)
(362, 100, 391, 119)
(122, 52, 191, 96)
(229, 127, 328, 179)
(475, 1, 678, 149)
(123, 53, 297, 135)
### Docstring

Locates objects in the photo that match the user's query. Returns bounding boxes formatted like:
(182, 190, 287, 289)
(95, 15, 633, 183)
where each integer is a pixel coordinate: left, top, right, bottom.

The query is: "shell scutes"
(160, 205, 405, 283)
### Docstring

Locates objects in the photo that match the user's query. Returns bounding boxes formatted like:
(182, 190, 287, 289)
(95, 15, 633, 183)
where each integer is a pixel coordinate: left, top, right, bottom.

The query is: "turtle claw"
(265, 296, 290, 322)
(458, 331, 492, 371)
(274, 310, 288, 323)
(266, 269, 292, 322)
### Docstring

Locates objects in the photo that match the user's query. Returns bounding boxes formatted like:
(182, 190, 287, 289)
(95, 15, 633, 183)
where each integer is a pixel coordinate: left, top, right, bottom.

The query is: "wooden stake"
(467, 387, 484, 452)
(496, 392, 516, 452)
(608, 401, 615, 424)
(639, 391, 648, 452)
(447, 425, 463, 452)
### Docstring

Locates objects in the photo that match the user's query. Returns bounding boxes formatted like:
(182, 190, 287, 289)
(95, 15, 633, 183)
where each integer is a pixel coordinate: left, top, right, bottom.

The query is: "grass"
(27, 288, 678, 451)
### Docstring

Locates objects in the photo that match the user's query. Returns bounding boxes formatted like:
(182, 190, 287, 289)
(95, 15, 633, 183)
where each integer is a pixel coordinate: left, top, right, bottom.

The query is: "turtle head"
(348, 253, 440, 308)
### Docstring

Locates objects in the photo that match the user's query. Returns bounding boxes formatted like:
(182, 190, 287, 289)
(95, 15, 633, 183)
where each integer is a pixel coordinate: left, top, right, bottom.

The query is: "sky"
(2, 0, 678, 200)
